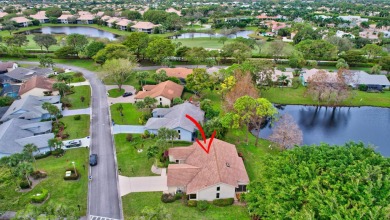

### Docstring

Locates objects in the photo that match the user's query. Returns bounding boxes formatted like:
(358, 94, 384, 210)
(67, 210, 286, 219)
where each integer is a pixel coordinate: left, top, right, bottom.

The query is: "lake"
(20, 26, 119, 40)
(255, 105, 390, 156)
(171, 30, 254, 39)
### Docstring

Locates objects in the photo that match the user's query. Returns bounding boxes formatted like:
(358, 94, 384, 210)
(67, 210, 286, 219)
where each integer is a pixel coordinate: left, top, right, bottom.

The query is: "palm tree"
(48, 138, 62, 151)
(57, 73, 73, 85)
(16, 162, 34, 187)
(23, 144, 38, 170)
(53, 82, 70, 96)
(278, 74, 290, 89)
(42, 102, 61, 125)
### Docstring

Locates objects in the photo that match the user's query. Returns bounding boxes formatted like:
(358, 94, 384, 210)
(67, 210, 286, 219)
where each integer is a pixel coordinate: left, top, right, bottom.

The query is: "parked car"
(65, 140, 82, 148)
(122, 92, 133, 97)
(89, 154, 98, 166)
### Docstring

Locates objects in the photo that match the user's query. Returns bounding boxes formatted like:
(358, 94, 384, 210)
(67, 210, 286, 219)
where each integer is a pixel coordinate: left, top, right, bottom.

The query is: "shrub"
(161, 194, 176, 203)
(359, 84, 368, 91)
(175, 192, 183, 200)
(73, 115, 81, 120)
(61, 133, 70, 139)
(187, 200, 197, 207)
(51, 148, 64, 156)
(292, 78, 301, 89)
(80, 96, 85, 102)
(212, 198, 234, 207)
(19, 180, 31, 189)
(30, 189, 49, 203)
(74, 72, 83, 77)
(31, 170, 48, 180)
(197, 200, 209, 212)
(126, 134, 133, 142)
(34, 151, 51, 160)
(144, 130, 150, 138)
(63, 168, 80, 180)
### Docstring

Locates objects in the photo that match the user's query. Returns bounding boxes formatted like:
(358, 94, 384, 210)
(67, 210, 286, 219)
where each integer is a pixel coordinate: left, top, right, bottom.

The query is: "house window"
(178, 130, 180, 133)
(178, 135, 181, 140)
(189, 194, 196, 200)
(160, 102, 162, 105)
(216, 187, 220, 191)
(160, 98, 162, 101)
(235, 185, 247, 192)
(216, 193, 220, 199)
(175, 160, 179, 163)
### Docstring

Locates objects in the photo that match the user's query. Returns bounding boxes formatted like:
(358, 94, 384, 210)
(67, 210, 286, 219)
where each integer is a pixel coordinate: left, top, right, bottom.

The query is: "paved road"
(18, 62, 122, 219)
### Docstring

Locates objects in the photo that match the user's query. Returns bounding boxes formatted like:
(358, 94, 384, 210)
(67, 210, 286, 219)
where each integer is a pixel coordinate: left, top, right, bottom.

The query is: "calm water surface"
(256, 105, 390, 156)
(21, 26, 118, 40)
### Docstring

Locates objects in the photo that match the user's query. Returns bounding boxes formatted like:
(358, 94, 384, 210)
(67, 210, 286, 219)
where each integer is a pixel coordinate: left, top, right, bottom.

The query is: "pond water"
(255, 105, 390, 156)
(20, 26, 119, 40)
(171, 30, 253, 39)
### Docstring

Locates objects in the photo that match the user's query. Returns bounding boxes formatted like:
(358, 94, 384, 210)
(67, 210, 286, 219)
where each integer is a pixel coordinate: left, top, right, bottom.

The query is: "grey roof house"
(0, 118, 54, 158)
(145, 102, 204, 142)
(3, 67, 53, 83)
(349, 71, 390, 90)
(0, 95, 62, 122)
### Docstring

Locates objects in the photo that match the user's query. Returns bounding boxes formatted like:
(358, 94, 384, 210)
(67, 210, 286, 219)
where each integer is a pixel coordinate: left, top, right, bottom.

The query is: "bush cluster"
(161, 193, 176, 203)
(212, 198, 234, 207)
(126, 134, 133, 142)
(30, 189, 49, 203)
(187, 200, 197, 207)
(19, 180, 31, 189)
(51, 148, 65, 156)
(31, 170, 48, 180)
(197, 200, 209, 212)
(73, 115, 81, 120)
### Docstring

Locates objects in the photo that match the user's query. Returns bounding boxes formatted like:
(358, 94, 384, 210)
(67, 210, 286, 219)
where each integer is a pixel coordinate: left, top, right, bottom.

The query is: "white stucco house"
(145, 102, 204, 142)
(134, 80, 184, 106)
(167, 139, 249, 201)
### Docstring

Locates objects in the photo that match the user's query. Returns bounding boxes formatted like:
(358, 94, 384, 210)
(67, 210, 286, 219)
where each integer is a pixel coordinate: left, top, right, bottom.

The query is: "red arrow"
(185, 114, 216, 154)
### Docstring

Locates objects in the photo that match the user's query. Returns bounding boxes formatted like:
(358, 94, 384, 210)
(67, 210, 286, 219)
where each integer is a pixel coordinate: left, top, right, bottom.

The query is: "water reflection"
(20, 26, 119, 40)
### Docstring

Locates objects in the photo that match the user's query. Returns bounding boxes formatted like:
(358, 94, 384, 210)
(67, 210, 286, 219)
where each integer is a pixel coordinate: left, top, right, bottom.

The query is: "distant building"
(30, 11, 49, 23)
(116, 19, 132, 31)
(166, 8, 182, 16)
(338, 15, 368, 23)
(349, 71, 390, 90)
(131, 21, 159, 34)
(10, 17, 32, 27)
(1, 67, 53, 84)
(77, 14, 95, 24)
(156, 67, 193, 80)
(135, 81, 184, 106)
(57, 14, 74, 24)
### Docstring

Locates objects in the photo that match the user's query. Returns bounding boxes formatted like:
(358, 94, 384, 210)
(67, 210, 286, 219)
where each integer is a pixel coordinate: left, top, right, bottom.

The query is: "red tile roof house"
(29, 11, 49, 23)
(116, 19, 133, 31)
(57, 14, 75, 24)
(10, 17, 32, 27)
(18, 75, 57, 98)
(167, 139, 249, 201)
(156, 67, 193, 80)
(77, 14, 95, 24)
(0, 12, 9, 19)
(131, 21, 160, 34)
(134, 81, 184, 106)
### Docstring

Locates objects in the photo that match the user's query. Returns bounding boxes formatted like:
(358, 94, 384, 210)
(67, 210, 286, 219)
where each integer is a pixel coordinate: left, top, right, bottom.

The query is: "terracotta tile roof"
(117, 19, 132, 27)
(11, 16, 31, 23)
(18, 76, 55, 96)
(156, 67, 193, 79)
(78, 14, 95, 20)
(131, 21, 158, 29)
(30, 11, 48, 20)
(135, 81, 183, 100)
(58, 14, 74, 20)
(167, 139, 249, 193)
(0, 12, 8, 18)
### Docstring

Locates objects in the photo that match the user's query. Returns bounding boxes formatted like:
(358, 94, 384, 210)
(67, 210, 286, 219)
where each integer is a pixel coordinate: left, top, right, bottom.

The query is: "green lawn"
(262, 87, 390, 108)
(59, 115, 90, 140)
(57, 71, 86, 83)
(122, 192, 250, 220)
(110, 103, 143, 125)
(67, 86, 91, 109)
(0, 148, 89, 217)
(108, 88, 125, 98)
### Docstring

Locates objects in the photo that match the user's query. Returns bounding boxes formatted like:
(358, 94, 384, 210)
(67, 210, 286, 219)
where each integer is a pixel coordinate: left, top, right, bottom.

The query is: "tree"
(101, 58, 137, 90)
(172, 97, 184, 105)
(250, 60, 275, 91)
(57, 73, 73, 85)
(38, 54, 55, 68)
(185, 47, 208, 66)
(135, 96, 157, 116)
(143, 10, 169, 24)
(157, 127, 179, 147)
(362, 44, 383, 59)
(200, 99, 220, 120)
(85, 41, 105, 58)
(340, 50, 367, 63)
(16, 162, 34, 187)
(221, 42, 252, 64)
(186, 68, 212, 97)
(42, 102, 61, 125)
(54, 46, 78, 58)
(224, 70, 258, 111)
(379, 56, 390, 73)
(296, 39, 338, 60)
(2, 20, 18, 35)
(268, 41, 285, 61)
(203, 117, 227, 139)
(151, 70, 168, 83)
(371, 64, 382, 74)
(33, 34, 57, 51)
(293, 27, 321, 44)
(48, 138, 62, 151)
(220, 75, 236, 98)
(336, 58, 349, 69)
(326, 36, 354, 52)
(268, 114, 303, 150)
(145, 38, 175, 65)
(289, 53, 306, 69)
(122, 32, 149, 59)
(93, 43, 134, 64)
(245, 143, 390, 219)
(53, 82, 70, 97)
(146, 145, 160, 165)
(3, 35, 28, 47)
(66, 34, 88, 55)
(218, 36, 228, 45)
(121, 10, 142, 20)
(46, 7, 62, 18)
(255, 40, 265, 54)
(23, 144, 38, 170)
(135, 71, 150, 87)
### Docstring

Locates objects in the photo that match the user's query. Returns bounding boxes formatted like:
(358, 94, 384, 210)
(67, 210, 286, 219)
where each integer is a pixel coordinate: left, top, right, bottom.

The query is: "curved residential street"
(18, 62, 122, 220)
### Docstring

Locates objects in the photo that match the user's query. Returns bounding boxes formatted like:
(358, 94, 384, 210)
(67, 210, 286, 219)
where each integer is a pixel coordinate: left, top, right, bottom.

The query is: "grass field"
(122, 192, 250, 220)
(59, 114, 90, 140)
(67, 86, 91, 109)
(108, 88, 125, 98)
(0, 148, 89, 216)
(59, 71, 86, 83)
(262, 87, 390, 108)
(110, 103, 143, 125)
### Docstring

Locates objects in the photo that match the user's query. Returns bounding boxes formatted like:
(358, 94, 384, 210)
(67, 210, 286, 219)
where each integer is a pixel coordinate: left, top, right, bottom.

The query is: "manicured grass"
(59, 114, 90, 140)
(108, 88, 125, 98)
(122, 192, 250, 220)
(110, 103, 143, 125)
(115, 134, 192, 177)
(58, 71, 86, 83)
(54, 59, 101, 71)
(262, 87, 390, 107)
(67, 86, 91, 109)
(172, 37, 233, 49)
(0, 148, 89, 216)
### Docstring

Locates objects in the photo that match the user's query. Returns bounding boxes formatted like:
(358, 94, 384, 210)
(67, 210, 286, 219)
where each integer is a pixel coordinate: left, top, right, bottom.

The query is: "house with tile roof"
(117, 19, 133, 31)
(18, 76, 57, 98)
(0, 62, 18, 74)
(156, 67, 193, 80)
(135, 81, 184, 106)
(10, 16, 32, 27)
(131, 21, 159, 34)
(77, 13, 95, 24)
(0, 12, 9, 19)
(0, 118, 54, 158)
(167, 138, 249, 201)
(0, 95, 61, 122)
(145, 102, 204, 142)
(30, 11, 49, 23)
(57, 14, 75, 24)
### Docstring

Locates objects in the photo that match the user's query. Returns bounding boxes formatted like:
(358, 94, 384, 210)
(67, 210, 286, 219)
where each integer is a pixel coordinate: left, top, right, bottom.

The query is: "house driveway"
(106, 85, 136, 105)
(70, 81, 90, 87)
(113, 125, 145, 134)
(62, 108, 91, 116)
(62, 136, 91, 148)
(119, 171, 167, 196)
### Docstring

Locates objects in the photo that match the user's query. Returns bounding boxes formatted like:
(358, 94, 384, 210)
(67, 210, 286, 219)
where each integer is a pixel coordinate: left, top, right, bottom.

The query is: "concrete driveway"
(62, 137, 91, 148)
(106, 85, 136, 105)
(119, 174, 168, 196)
(113, 125, 145, 134)
(62, 108, 91, 116)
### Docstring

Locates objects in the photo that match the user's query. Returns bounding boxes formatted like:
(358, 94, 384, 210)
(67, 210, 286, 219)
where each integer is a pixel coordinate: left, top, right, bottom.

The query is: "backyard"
(122, 192, 250, 220)
(59, 115, 90, 140)
(110, 103, 143, 125)
(67, 85, 91, 109)
(0, 148, 89, 217)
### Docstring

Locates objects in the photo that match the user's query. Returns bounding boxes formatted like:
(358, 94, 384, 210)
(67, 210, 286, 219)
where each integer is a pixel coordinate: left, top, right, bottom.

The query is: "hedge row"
(30, 189, 49, 203)
(212, 198, 234, 206)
